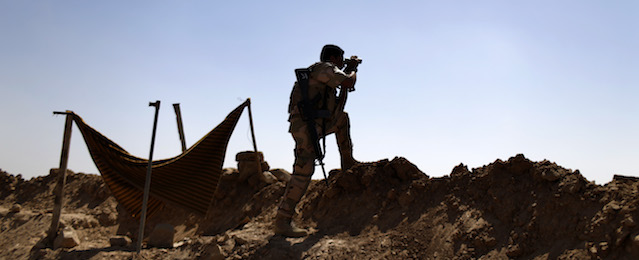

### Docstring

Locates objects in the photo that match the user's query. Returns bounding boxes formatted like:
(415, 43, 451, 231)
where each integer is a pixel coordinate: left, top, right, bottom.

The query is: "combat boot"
(341, 153, 359, 170)
(338, 139, 359, 170)
(335, 114, 359, 170)
(273, 216, 308, 237)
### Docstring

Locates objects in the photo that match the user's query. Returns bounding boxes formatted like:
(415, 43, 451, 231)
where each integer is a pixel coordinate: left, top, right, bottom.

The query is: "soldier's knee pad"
(293, 148, 315, 174)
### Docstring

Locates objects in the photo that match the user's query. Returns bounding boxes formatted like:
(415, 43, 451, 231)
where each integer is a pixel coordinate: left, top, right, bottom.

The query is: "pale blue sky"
(1, 1, 637, 184)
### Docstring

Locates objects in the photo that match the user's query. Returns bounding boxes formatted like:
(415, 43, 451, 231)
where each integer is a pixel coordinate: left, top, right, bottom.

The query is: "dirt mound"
(2, 154, 639, 259)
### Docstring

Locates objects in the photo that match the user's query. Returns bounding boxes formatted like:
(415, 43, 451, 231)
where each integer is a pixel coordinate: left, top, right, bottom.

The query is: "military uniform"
(276, 61, 357, 225)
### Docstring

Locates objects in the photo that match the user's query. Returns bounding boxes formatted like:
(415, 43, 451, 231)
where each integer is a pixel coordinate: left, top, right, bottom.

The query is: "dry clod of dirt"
(109, 235, 132, 247)
(54, 226, 81, 249)
(2, 154, 639, 259)
(10, 203, 21, 213)
(270, 168, 292, 183)
(148, 223, 175, 248)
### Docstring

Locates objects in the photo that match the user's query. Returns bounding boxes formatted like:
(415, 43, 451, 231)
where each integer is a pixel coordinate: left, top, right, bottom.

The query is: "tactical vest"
(288, 62, 343, 120)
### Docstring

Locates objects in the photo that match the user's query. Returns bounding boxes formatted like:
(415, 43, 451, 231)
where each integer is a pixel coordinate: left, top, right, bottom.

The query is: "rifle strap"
(294, 69, 326, 160)
(295, 68, 329, 183)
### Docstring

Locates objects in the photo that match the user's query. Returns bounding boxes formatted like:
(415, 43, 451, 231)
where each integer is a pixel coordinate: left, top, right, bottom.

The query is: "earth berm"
(2, 154, 639, 259)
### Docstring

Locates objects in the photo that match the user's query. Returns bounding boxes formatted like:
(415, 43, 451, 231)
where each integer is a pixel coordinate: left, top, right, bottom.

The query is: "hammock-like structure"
(71, 100, 249, 219)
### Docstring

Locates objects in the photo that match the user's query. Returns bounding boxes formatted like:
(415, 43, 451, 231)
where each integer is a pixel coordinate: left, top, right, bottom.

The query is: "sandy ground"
(2, 154, 639, 259)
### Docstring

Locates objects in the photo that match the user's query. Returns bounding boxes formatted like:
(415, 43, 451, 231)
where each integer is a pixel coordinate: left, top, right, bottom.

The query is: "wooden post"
(48, 111, 74, 244)
(173, 103, 187, 152)
(247, 99, 262, 175)
(137, 101, 161, 253)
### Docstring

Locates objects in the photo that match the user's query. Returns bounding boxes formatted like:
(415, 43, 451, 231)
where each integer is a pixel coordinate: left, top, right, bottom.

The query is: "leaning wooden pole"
(247, 99, 262, 175)
(48, 111, 74, 245)
(173, 103, 187, 152)
(137, 101, 161, 253)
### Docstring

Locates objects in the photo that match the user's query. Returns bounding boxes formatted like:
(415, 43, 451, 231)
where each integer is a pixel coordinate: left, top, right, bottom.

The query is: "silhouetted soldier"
(274, 44, 361, 237)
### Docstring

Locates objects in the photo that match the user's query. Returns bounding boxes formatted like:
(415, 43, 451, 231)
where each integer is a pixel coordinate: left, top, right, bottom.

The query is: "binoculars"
(345, 56, 362, 65)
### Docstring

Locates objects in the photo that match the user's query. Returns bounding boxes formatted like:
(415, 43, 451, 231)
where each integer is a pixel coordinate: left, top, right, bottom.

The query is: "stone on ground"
(109, 235, 132, 247)
(148, 223, 175, 248)
(53, 227, 80, 249)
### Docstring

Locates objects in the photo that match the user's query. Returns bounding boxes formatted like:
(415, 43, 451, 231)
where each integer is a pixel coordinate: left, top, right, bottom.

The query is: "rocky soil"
(2, 154, 639, 259)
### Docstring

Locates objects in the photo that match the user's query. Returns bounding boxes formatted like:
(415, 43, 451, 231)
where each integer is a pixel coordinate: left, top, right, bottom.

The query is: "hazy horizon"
(2, 1, 637, 185)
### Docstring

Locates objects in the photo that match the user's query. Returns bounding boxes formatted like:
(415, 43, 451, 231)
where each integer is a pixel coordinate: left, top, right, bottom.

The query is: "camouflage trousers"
(277, 111, 355, 219)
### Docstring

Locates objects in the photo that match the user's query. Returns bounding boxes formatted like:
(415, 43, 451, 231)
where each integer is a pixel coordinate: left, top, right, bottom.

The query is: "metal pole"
(137, 101, 161, 253)
(173, 103, 187, 152)
(48, 111, 74, 245)
(246, 99, 262, 175)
